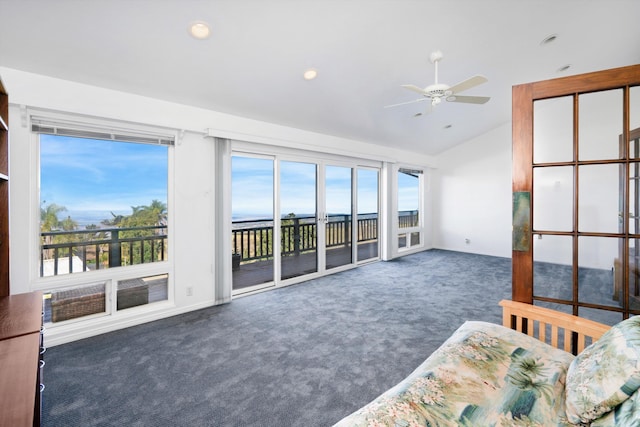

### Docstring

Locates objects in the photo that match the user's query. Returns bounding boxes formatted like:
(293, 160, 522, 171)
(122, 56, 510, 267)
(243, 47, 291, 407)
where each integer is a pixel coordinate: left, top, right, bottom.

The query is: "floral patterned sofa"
(334, 302, 640, 426)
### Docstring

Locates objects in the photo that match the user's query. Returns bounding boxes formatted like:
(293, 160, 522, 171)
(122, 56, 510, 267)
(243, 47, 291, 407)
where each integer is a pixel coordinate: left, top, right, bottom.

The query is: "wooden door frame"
(512, 64, 640, 314)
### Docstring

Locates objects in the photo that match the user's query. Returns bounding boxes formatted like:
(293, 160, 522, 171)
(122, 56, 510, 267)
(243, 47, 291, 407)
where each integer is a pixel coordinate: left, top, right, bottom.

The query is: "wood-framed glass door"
(512, 64, 640, 323)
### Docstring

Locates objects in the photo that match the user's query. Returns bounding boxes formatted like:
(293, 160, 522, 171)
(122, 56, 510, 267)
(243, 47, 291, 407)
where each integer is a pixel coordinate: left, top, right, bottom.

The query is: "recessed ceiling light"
(303, 68, 318, 80)
(540, 34, 558, 46)
(189, 21, 211, 40)
(557, 64, 572, 72)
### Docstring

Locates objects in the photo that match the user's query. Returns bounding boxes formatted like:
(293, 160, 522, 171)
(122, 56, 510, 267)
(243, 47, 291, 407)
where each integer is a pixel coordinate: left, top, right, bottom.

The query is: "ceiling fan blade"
(384, 98, 429, 108)
(400, 84, 428, 95)
(446, 95, 490, 104)
(447, 75, 488, 94)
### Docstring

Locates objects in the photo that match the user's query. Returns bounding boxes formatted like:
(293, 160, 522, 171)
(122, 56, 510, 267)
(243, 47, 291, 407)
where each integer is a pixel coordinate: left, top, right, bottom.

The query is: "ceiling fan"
(385, 50, 490, 115)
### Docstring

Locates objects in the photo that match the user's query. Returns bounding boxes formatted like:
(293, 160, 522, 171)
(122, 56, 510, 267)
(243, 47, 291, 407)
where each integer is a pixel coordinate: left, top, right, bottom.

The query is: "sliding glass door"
(280, 161, 318, 280)
(232, 153, 380, 294)
(325, 166, 353, 270)
(357, 168, 379, 261)
(231, 156, 275, 292)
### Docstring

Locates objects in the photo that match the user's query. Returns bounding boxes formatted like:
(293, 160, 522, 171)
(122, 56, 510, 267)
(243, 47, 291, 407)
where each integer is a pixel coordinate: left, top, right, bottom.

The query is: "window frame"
(395, 165, 425, 254)
(28, 109, 176, 324)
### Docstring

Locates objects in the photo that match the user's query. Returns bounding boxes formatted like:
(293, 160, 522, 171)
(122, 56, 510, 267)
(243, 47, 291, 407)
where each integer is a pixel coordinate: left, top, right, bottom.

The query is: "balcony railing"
(40, 225, 167, 277)
(40, 210, 418, 276)
(232, 210, 417, 265)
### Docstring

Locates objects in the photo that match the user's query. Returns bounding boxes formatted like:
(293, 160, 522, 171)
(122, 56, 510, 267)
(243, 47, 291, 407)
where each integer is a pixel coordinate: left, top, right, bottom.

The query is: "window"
(33, 115, 173, 322)
(397, 168, 422, 250)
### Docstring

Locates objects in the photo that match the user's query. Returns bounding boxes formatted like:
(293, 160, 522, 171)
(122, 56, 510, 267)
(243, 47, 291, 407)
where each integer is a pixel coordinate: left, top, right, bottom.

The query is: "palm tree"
(40, 202, 66, 232)
(40, 202, 73, 261)
(118, 200, 168, 265)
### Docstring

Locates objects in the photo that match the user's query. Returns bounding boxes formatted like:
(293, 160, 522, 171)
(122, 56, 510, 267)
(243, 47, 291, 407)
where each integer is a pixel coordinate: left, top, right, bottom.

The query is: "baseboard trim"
(44, 299, 219, 347)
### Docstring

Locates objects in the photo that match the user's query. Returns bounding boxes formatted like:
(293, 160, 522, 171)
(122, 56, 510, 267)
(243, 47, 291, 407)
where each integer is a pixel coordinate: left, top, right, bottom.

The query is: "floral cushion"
(333, 321, 576, 427)
(590, 389, 640, 426)
(564, 316, 640, 424)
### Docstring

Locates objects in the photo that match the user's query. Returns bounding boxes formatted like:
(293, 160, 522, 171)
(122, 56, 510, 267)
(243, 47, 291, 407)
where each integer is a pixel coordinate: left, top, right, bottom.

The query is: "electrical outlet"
(465, 238, 470, 244)
(186, 287, 193, 296)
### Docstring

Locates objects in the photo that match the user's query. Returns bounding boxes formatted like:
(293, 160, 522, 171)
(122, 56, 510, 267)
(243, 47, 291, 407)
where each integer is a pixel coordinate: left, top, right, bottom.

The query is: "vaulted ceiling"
(1, 0, 639, 155)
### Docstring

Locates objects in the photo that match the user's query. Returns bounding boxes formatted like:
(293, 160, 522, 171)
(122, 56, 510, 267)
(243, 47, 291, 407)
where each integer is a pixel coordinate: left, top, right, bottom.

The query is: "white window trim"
(392, 163, 428, 258)
(28, 108, 176, 324)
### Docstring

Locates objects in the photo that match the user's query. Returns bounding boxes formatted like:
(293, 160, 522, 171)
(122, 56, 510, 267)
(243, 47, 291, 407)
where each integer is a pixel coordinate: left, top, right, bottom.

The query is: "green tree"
(117, 200, 168, 265)
(40, 202, 67, 232)
(40, 202, 79, 261)
(60, 215, 78, 231)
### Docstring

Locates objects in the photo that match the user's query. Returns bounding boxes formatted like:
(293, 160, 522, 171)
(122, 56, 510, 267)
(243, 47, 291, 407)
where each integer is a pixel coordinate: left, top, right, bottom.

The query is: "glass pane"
(533, 166, 573, 231)
(280, 161, 317, 280)
(533, 235, 573, 301)
(117, 274, 168, 310)
(231, 156, 274, 291)
(398, 169, 420, 228)
(631, 86, 640, 159)
(578, 164, 620, 233)
(39, 134, 168, 277)
(627, 238, 640, 312)
(44, 283, 106, 323)
(533, 96, 573, 163)
(578, 236, 619, 308)
(410, 232, 420, 247)
(357, 169, 378, 261)
(630, 163, 640, 233)
(398, 233, 407, 249)
(578, 89, 623, 161)
(325, 166, 352, 270)
(578, 306, 621, 327)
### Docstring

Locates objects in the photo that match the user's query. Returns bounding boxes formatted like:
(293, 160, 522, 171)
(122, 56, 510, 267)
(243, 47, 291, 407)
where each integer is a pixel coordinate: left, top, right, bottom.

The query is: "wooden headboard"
(499, 300, 611, 354)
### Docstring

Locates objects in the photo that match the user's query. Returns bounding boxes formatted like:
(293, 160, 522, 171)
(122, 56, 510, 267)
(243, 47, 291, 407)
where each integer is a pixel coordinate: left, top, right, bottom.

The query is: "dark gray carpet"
(42, 249, 513, 427)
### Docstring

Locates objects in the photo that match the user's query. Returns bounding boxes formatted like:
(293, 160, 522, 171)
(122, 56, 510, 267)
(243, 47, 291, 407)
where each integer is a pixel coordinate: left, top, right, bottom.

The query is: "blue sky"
(231, 156, 418, 219)
(40, 138, 417, 226)
(40, 135, 168, 224)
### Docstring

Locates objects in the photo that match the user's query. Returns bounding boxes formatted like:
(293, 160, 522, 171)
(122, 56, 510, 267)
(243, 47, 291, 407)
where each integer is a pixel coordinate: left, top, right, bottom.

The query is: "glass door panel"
(231, 156, 275, 291)
(325, 166, 353, 270)
(578, 236, 620, 308)
(533, 96, 573, 164)
(533, 234, 573, 301)
(631, 87, 640, 159)
(280, 161, 318, 280)
(578, 89, 623, 161)
(533, 166, 573, 232)
(357, 168, 379, 262)
(578, 164, 619, 233)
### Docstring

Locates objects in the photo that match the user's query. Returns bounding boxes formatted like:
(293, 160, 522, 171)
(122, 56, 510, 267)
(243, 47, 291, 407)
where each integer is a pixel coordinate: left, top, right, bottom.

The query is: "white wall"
(1, 66, 437, 345)
(433, 90, 626, 268)
(433, 123, 512, 258)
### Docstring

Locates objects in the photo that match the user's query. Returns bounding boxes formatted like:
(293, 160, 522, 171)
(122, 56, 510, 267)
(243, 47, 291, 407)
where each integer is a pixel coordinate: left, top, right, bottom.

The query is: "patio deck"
(233, 241, 378, 291)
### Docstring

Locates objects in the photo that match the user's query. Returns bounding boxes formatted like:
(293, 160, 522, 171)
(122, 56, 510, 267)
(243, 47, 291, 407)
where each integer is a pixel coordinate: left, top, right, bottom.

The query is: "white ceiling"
(1, 0, 639, 155)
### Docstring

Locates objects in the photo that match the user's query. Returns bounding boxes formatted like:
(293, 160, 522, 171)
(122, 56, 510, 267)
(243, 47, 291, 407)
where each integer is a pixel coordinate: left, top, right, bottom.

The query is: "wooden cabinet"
(0, 76, 9, 297)
(0, 291, 44, 427)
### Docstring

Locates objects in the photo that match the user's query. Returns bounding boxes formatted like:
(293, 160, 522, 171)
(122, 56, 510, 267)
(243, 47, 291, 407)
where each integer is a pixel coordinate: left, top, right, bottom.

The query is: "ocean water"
(65, 210, 130, 228)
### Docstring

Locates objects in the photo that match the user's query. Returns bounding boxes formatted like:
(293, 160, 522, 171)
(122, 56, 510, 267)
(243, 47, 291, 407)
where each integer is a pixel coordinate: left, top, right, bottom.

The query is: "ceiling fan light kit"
(385, 50, 491, 114)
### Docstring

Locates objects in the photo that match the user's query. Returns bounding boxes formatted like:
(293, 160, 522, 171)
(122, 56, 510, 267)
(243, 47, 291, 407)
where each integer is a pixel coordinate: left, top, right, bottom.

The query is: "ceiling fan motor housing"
(424, 83, 450, 98)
